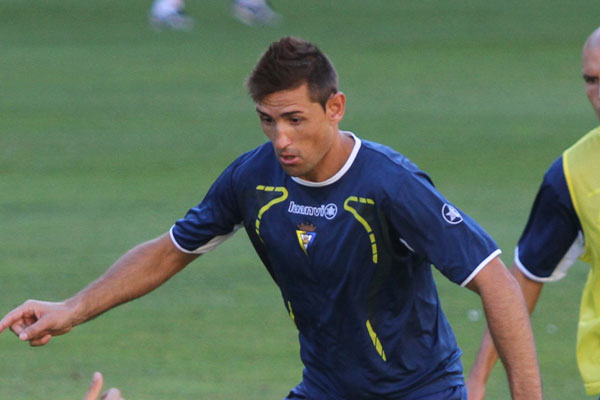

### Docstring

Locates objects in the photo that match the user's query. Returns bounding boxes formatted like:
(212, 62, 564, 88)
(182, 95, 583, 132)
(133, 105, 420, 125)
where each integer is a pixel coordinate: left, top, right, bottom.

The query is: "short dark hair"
(246, 36, 338, 109)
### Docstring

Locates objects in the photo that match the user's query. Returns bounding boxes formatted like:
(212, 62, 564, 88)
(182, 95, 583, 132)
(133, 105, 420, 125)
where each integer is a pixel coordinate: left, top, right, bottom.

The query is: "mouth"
(279, 153, 299, 166)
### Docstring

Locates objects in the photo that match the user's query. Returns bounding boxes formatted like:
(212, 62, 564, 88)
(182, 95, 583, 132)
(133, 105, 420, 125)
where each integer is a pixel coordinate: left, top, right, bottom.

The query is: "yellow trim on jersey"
(366, 320, 387, 362)
(287, 301, 297, 328)
(343, 196, 378, 263)
(255, 186, 288, 239)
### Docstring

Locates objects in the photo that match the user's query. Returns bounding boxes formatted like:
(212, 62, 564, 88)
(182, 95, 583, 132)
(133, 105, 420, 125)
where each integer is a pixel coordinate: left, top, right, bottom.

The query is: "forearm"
(467, 324, 498, 386)
(468, 264, 542, 387)
(65, 233, 197, 326)
(0, 233, 198, 346)
(467, 258, 542, 399)
(481, 276, 541, 398)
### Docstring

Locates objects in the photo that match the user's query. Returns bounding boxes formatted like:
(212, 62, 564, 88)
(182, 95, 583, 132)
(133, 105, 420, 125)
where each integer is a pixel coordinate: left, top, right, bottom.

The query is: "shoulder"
(358, 139, 433, 184)
(526, 155, 574, 222)
(353, 139, 441, 214)
(359, 139, 415, 169)
(566, 125, 600, 153)
(541, 156, 568, 197)
(225, 142, 277, 180)
(229, 142, 275, 170)
(563, 125, 600, 178)
(205, 142, 278, 198)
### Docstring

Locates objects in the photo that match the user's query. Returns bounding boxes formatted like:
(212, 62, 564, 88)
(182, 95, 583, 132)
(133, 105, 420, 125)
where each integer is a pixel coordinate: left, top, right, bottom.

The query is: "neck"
(303, 130, 354, 182)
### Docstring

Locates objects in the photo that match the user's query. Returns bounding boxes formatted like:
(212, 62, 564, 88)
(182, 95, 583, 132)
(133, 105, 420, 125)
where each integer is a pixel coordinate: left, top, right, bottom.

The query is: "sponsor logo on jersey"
(288, 201, 337, 220)
(442, 203, 463, 224)
(296, 222, 317, 254)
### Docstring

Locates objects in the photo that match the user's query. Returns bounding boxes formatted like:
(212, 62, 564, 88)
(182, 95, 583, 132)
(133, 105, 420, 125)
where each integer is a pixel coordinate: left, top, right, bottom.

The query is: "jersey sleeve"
(386, 169, 500, 286)
(170, 160, 244, 254)
(515, 156, 583, 282)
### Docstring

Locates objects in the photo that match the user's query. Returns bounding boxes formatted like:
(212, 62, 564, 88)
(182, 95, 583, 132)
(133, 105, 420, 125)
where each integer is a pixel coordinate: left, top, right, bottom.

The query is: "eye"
(259, 115, 274, 124)
(289, 117, 302, 124)
(583, 74, 598, 84)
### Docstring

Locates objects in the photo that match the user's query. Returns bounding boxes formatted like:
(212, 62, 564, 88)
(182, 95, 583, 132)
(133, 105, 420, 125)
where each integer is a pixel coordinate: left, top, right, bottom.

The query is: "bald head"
(584, 27, 600, 51)
(583, 27, 600, 120)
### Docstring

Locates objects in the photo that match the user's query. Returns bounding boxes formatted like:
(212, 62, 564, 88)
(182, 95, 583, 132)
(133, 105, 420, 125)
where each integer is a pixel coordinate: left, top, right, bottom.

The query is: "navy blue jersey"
(515, 156, 584, 281)
(171, 132, 499, 399)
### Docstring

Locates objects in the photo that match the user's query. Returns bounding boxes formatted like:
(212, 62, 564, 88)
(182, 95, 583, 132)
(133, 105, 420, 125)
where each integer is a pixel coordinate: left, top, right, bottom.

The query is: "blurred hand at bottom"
(85, 372, 123, 400)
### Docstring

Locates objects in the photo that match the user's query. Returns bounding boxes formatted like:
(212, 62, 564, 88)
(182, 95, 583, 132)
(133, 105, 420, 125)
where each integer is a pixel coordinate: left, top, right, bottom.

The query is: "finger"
(84, 372, 104, 400)
(8, 321, 27, 337)
(18, 314, 53, 342)
(28, 334, 53, 347)
(19, 328, 71, 346)
(101, 388, 122, 400)
(0, 307, 30, 334)
(1, 305, 44, 340)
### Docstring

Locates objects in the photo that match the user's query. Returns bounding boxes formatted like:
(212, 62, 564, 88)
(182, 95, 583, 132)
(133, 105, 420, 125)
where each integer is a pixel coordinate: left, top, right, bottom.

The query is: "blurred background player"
(149, 0, 281, 30)
(467, 26, 600, 400)
(231, 0, 281, 26)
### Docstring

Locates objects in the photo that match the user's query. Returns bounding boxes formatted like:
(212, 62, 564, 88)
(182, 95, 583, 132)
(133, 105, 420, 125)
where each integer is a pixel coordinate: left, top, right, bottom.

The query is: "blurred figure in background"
(467, 26, 600, 400)
(149, 0, 281, 30)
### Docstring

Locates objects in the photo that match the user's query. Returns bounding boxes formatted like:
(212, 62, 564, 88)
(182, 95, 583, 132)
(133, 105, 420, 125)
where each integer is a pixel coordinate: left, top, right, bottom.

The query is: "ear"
(326, 92, 345, 123)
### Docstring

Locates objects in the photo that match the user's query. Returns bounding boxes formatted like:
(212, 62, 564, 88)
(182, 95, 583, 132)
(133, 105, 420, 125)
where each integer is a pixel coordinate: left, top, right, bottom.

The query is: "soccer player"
(149, 0, 281, 30)
(466, 26, 600, 400)
(0, 37, 541, 399)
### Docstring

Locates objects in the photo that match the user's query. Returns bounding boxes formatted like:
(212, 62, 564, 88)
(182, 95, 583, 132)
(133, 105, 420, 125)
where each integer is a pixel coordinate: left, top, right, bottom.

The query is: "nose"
(273, 125, 292, 151)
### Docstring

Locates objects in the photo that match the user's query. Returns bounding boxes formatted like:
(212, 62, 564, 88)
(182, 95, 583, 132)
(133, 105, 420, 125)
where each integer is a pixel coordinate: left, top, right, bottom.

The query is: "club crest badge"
(296, 222, 317, 254)
(442, 203, 463, 225)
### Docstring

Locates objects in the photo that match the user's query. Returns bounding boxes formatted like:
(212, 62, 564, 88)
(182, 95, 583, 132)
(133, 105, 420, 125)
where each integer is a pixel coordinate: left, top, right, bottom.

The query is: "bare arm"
(0, 232, 198, 346)
(467, 263, 543, 399)
(465, 258, 543, 400)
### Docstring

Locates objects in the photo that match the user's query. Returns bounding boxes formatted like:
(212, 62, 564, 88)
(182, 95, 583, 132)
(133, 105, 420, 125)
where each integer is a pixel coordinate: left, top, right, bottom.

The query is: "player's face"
(256, 83, 346, 182)
(582, 45, 600, 120)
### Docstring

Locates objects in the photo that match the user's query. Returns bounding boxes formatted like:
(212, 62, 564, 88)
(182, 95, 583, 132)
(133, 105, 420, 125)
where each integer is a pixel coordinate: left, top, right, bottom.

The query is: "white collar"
(291, 131, 361, 187)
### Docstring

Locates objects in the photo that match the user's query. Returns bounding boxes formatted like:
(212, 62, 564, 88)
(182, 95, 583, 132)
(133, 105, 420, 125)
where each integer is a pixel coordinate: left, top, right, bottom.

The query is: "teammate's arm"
(0, 232, 198, 346)
(466, 263, 543, 400)
(465, 257, 542, 400)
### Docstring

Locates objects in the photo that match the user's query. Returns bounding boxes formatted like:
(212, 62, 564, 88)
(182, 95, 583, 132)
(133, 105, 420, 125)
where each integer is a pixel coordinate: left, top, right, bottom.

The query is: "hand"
(466, 375, 486, 400)
(85, 372, 123, 400)
(0, 300, 76, 346)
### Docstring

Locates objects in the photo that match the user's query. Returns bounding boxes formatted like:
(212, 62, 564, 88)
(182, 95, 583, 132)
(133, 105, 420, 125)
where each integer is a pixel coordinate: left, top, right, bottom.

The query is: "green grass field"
(1, 0, 599, 398)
